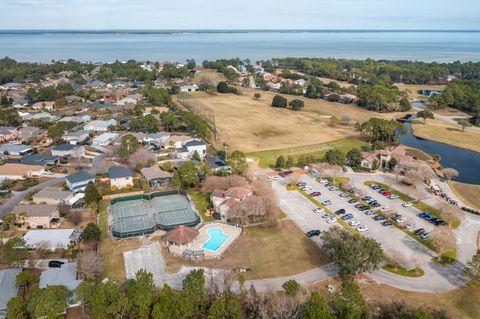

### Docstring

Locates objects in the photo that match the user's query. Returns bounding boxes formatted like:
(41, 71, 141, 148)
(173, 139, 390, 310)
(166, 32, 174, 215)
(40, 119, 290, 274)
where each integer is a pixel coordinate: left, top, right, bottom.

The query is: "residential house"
(92, 132, 118, 146)
(65, 95, 84, 103)
(32, 187, 73, 205)
(180, 84, 199, 92)
(0, 127, 18, 142)
(32, 101, 55, 110)
(84, 119, 117, 131)
(65, 171, 95, 193)
(23, 228, 83, 250)
(59, 115, 91, 124)
(108, 166, 134, 189)
(18, 126, 43, 142)
(360, 145, 418, 170)
(0, 82, 21, 90)
(88, 79, 106, 88)
(211, 187, 253, 221)
(116, 97, 137, 105)
(141, 166, 172, 187)
(0, 163, 44, 180)
(204, 155, 231, 173)
(28, 112, 59, 122)
(62, 130, 90, 144)
(12, 99, 29, 108)
(144, 132, 170, 146)
(0, 268, 22, 319)
(14, 204, 60, 229)
(175, 140, 207, 160)
(20, 154, 60, 166)
(51, 144, 85, 157)
(40, 262, 82, 291)
(0, 144, 32, 156)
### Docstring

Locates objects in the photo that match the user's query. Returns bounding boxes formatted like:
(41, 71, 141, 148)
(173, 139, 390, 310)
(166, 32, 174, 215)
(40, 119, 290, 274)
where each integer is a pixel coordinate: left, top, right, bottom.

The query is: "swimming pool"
(202, 227, 230, 252)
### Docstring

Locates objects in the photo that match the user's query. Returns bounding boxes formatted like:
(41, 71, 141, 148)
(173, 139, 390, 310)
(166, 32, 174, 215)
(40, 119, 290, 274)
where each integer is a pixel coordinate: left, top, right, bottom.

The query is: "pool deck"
(168, 222, 242, 259)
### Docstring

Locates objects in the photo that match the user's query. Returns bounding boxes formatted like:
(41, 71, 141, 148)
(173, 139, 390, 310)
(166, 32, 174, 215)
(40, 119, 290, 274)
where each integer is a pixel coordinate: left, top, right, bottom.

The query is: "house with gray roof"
(84, 119, 117, 131)
(0, 268, 21, 319)
(20, 154, 59, 166)
(14, 204, 60, 229)
(65, 171, 95, 193)
(32, 187, 73, 205)
(141, 166, 172, 187)
(108, 166, 133, 189)
(62, 130, 89, 144)
(205, 156, 231, 173)
(144, 132, 170, 145)
(51, 144, 85, 157)
(0, 144, 32, 156)
(40, 263, 82, 291)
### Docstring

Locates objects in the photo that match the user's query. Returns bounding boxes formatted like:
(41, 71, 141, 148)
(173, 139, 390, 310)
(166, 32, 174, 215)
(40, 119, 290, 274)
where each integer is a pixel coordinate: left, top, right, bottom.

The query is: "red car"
(382, 191, 392, 196)
(310, 192, 321, 197)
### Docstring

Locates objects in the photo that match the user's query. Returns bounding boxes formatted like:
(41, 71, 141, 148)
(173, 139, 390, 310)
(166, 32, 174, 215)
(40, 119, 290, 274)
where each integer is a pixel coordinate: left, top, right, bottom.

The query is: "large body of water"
(399, 116, 480, 185)
(1, 30, 480, 63)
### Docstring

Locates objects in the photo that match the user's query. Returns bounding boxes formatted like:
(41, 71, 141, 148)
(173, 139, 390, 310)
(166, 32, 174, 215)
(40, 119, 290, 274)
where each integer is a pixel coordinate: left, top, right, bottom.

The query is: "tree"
(152, 284, 188, 319)
(286, 155, 295, 168)
(76, 279, 97, 317)
(321, 226, 383, 278)
(346, 148, 362, 168)
(229, 151, 248, 175)
(90, 281, 131, 319)
(67, 210, 83, 225)
(282, 279, 301, 297)
(356, 118, 406, 144)
(442, 167, 459, 181)
(208, 291, 242, 319)
(186, 59, 196, 70)
(82, 223, 102, 242)
(271, 95, 288, 108)
(6, 297, 28, 319)
(303, 292, 334, 319)
(160, 112, 179, 131)
(275, 155, 286, 169)
(119, 134, 140, 158)
(458, 119, 472, 132)
(173, 162, 199, 188)
(84, 182, 101, 205)
(416, 110, 434, 123)
(27, 285, 70, 319)
(333, 280, 368, 319)
(254, 93, 261, 100)
(2, 237, 28, 266)
(465, 252, 480, 284)
(78, 250, 103, 279)
(430, 226, 456, 260)
(323, 149, 346, 166)
(127, 269, 155, 319)
(1, 212, 17, 230)
(399, 97, 411, 111)
(217, 81, 236, 94)
(15, 271, 37, 293)
(182, 269, 208, 318)
(289, 99, 304, 111)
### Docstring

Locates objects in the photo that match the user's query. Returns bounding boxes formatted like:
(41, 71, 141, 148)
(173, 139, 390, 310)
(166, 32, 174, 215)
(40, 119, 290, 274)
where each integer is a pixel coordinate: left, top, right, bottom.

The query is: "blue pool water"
(202, 227, 230, 252)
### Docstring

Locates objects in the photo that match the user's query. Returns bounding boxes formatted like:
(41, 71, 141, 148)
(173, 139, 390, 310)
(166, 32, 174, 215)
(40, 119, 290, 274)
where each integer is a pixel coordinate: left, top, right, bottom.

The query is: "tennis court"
(110, 191, 200, 238)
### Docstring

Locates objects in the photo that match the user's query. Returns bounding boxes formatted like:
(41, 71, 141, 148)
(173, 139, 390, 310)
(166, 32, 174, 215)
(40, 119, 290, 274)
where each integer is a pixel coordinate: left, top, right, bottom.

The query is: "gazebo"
(164, 225, 200, 249)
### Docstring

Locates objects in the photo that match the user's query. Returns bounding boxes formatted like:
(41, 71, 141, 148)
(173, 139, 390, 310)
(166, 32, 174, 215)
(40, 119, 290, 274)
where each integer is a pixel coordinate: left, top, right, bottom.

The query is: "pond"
(398, 115, 480, 185)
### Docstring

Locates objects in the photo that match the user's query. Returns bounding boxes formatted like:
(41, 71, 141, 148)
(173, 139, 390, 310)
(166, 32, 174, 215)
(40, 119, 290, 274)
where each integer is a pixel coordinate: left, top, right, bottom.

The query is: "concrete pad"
(123, 241, 166, 281)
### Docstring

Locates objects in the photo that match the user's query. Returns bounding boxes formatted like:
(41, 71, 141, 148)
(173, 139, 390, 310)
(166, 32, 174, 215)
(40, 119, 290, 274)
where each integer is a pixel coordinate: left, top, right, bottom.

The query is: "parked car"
(349, 220, 361, 226)
(306, 230, 321, 237)
(365, 210, 376, 216)
(328, 186, 339, 191)
(348, 199, 357, 204)
(335, 209, 346, 215)
(313, 208, 325, 214)
(373, 215, 386, 221)
(322, 200, 332, 206)
(310, 192, 321, 197)
(406, 223, 416, 231)
(414, 228, 426, 236)
(48, 260, 65, 268)
(357, 225, 368, 232)
(339, 192, 349, 197)
(326, 217, 337, 224)
(319, 178, 328, 184)
(388, 194, 399, 199)
(322, 213, 333, 219)
(380, 206, 390, 212)
(382, 221, 393, 226)
(342, 214, 354, 220)
(382, 192, 392, 197)
(402, 202, 413, 207)
(420, 232, 431, 240)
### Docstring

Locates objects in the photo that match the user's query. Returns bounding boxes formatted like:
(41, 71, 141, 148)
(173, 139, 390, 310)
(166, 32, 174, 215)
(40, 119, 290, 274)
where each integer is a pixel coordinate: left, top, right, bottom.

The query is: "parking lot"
(272, 173, 437, 269)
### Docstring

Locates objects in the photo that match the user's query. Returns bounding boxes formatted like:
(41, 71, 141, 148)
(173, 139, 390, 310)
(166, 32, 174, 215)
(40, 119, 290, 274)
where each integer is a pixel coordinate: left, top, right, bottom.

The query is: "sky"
(0, 0, 479, 30)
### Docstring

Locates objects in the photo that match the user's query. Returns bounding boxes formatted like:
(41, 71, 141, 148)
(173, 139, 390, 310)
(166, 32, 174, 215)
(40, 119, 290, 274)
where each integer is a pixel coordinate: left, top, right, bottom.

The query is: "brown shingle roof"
(14, 204, 58, 217)
(224, 187, 251, 199)
(0, 163, 43, 176)
(140, 166, 172, 181)
(164, 226, 199, 245)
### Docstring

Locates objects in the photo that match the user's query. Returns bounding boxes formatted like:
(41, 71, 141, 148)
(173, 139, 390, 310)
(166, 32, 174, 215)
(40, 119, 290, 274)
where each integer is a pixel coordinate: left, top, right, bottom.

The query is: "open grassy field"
(183, 88, 380, 152)
(411, 118, 480, 153)
(359, 283, 480, 319)
(98, 200, 142, 282)
(192, 68, 226, 84)
(248, 138, 364, 168)
(163, 220, 329, 279)
(450, 181, 480, 210)
(431, 106, 470, 117)
(394, 83, 446, 100)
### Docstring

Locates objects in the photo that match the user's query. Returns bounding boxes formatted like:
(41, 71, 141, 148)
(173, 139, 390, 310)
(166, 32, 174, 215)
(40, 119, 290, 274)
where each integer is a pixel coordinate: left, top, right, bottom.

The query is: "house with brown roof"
(140, 166, 173, 187)
(0, 127, 18, 143)
(32, 187, 74, 205)
(164, 225, 199, 249)
(360, 145, 419, 170)
(211, 186, 252, 221)
(32, 101, 55, 110)
(14, 204, 60, 229)
(0, 163, 44, 180)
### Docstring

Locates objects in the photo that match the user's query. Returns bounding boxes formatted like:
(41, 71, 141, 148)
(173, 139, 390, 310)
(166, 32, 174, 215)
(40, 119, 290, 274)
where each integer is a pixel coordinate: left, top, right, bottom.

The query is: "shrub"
(289, 99, 305, 110)
(271, 95, 288, 108)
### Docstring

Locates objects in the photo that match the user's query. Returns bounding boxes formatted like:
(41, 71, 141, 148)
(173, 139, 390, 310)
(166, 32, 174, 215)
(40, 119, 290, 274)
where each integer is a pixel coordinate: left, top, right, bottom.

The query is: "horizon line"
(1, 28, 480, 32)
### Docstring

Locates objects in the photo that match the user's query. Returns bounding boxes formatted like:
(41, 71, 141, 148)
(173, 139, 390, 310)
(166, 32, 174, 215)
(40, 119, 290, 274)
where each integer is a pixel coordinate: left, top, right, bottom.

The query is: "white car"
(339, 192, 349, 197)
(302, 186, 313, 191)
(380, 206, 390, 212)
(322, 200, 332, 206)
(388, 194, 399, 199)
(349, 220, 361, 226)
(313, 208, 325, 214)
(396, 217, 407, 223)
(43, 171, 54, 176)
(328, 186, 339, 191)
(357, 225, 368, 232)
(326, 217, 337, 224)
(319, 178, 328, 184)
(406, 223, 416, 231)
(402, 202, 413, 207)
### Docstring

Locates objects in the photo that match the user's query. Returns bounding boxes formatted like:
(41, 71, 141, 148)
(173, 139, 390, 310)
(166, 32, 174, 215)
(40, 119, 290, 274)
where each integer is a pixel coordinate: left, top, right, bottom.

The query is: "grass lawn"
(247, 138, 364, 168)
(98, 200, 142, 282)
(404, 147, 433, 162)
(192, 68, 227, 83)
(359, 283, 480, 319)
(412, 118, 480, 153)
(382, 263, 424, 277)
(163, 220, 329, 279)
(450, 181, 480, 211)
(394, 83, 446, 100)
(187, 188, 215, 221)
(184, 88, 375, 153)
